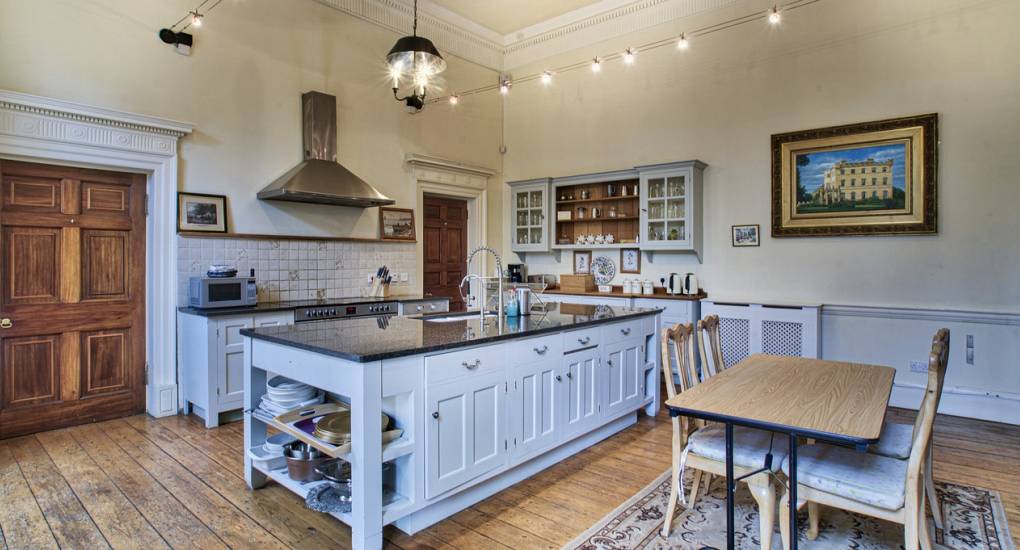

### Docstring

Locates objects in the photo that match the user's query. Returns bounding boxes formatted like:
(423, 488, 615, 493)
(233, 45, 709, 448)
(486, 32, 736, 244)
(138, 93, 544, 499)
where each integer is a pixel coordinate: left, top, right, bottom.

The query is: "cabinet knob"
(533, 345, 548, 355)
(462, 359, 481, 370)
(620, 328, 631, 335)
(607, 360, 613, 366)
(0, 318, 11, 329)
(577, 336, 590, 345)
(432, 411, 440, 419)
(556, 375, 563, 382)
(566, 372, 573, 379)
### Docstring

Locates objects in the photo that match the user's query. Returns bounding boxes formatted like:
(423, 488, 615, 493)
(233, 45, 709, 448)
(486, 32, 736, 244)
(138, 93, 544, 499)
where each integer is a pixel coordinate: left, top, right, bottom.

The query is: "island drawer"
(563, 327, 600, 353)
(426, 345, 505, 385)
(603, 318, 643, 344)
(507, 334, 563, 365)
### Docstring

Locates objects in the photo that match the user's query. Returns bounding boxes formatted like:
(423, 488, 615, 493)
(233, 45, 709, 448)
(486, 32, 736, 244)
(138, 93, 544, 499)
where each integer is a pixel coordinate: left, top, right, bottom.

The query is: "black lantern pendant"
(387, 0, 446, 113)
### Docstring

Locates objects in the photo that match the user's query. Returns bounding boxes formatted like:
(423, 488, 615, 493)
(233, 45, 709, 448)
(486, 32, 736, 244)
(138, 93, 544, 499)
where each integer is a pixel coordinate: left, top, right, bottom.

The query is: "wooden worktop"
(666, 354, 895, 442)
(545, 286, 707, 301)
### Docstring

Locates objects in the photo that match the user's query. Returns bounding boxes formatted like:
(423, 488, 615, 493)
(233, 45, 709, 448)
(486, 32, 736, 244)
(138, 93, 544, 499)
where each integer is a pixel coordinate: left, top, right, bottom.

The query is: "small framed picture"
(732, 224, 760, 247)
(379, 207, 416, 241)
(573, 251, 592, 274)
(178, 192, 227, 233)
(620, 248, 641, 273)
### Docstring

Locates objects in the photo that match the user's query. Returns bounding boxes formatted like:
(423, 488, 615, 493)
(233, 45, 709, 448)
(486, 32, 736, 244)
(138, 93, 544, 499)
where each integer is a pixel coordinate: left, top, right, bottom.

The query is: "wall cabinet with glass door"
(508, 178, 551, 253)
(638, 161, 706, 259)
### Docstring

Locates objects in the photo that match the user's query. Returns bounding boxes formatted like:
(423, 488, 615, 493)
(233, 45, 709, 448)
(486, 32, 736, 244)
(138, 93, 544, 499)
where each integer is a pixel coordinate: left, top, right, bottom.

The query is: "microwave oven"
(189, 276, 257, 308)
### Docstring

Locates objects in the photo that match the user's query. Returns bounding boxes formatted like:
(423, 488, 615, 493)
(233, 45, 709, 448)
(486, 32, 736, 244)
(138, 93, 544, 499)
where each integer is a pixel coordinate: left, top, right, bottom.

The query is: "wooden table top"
(665, 354, 896, 443)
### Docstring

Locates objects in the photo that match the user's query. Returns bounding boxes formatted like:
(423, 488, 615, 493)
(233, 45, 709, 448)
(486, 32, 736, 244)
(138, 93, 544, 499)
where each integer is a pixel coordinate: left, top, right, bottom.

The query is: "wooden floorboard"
(1, 406, 1016, 549)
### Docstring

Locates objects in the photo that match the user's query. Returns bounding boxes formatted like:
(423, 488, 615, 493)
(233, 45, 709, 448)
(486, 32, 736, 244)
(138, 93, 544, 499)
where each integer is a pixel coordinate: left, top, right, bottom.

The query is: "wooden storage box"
(560, 274, 594, 293)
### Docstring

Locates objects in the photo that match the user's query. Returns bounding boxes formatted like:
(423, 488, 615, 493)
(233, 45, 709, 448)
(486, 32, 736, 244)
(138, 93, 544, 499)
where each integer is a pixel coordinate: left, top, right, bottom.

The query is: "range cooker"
(294, 297, 398, 322)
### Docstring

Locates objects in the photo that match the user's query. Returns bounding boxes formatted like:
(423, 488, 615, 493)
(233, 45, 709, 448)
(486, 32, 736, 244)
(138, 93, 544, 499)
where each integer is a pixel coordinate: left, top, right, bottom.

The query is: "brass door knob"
(0, 318, 11, 329)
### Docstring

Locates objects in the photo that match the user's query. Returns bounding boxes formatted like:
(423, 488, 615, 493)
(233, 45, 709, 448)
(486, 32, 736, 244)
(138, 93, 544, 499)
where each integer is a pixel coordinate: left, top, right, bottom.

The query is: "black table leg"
(789, 432, 798, 550)
(725, 422, 734, 550)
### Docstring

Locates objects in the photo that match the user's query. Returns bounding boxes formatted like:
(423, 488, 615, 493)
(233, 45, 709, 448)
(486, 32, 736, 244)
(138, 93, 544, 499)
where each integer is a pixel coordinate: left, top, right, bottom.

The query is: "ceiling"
(428, 0, 605, 35)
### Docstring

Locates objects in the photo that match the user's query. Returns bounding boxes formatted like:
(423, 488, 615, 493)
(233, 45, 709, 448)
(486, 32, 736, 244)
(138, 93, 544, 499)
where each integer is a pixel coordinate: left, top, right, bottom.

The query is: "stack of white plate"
(247, 432, 297, 470)
(257, 375, 324, 417)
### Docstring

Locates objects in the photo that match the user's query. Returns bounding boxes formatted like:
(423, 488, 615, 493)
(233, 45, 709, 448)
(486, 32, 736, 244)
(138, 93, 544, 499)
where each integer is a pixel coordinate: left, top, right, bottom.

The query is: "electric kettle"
(666, 273, 683, 295)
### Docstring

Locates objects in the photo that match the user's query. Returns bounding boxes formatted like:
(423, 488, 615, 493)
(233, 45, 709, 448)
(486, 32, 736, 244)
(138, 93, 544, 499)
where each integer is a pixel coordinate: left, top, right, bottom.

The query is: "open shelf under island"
(242, 304, 663, 549)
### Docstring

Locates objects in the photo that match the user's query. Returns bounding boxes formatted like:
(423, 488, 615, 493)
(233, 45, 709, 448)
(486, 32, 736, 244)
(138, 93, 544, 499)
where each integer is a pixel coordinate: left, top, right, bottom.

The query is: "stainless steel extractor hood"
(258, 91, 395, 207)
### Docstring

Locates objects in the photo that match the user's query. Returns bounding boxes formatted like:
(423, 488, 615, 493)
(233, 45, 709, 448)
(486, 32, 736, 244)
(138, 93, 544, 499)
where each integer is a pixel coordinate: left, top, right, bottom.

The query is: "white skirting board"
(822, 305, 1020, 426)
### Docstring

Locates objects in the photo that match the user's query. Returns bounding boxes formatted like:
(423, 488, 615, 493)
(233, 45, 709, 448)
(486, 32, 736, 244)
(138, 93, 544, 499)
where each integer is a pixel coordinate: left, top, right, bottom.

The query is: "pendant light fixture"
(387, 0, 446, 113)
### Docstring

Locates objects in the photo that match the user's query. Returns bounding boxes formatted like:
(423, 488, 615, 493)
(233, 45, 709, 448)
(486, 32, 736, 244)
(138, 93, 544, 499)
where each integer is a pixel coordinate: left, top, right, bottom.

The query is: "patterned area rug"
(565, 470, 1014, 549)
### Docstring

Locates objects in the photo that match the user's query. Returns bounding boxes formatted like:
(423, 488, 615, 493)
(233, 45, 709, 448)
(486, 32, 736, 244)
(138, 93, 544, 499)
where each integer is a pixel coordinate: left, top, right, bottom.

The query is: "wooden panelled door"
(422, 196, 468, 312)
(0, 160, 146, 439)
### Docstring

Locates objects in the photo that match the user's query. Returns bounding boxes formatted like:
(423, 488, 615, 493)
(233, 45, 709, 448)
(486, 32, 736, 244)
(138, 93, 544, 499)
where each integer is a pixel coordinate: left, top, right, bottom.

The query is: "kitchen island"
(241, 303, 662, 549)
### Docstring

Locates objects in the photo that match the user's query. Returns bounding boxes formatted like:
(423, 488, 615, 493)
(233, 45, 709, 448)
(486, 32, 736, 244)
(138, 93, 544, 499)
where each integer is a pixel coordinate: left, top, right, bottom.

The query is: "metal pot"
(284, 441, 329, 481)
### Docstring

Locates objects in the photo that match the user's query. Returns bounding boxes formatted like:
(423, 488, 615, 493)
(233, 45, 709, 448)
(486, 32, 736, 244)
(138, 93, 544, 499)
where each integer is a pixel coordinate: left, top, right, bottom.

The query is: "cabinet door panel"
(563, 349, 600, 439)
(426, 372, 506, 499)
(217, 316, 252, 410)
(511, 359, 560, 457)
(604, 338, 644, 417)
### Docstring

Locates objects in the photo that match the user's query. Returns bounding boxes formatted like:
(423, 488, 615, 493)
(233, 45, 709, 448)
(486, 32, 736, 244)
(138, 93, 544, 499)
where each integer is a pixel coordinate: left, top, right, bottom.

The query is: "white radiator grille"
(701, 301, 820, 360)
(719, 317, 751, 366)
(762, 320, 804, 357)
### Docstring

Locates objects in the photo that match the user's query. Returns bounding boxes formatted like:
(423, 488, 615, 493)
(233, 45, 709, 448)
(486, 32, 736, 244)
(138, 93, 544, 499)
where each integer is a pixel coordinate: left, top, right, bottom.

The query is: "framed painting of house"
(771, 113, 937, 237)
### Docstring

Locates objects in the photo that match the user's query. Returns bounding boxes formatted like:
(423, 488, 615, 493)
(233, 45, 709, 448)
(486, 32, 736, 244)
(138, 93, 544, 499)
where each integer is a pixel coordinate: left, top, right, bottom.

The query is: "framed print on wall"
(771, 113, 937, 237)
(573, 251, 591, 274)
(379, 207, 416, 241)
(620, 248, 641, 273)
(177, 192, 227, 233)
(731, 224, 760, 247)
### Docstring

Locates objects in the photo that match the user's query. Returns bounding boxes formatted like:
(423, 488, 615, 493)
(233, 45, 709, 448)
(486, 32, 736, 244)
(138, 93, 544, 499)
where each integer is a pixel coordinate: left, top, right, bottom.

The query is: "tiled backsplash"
(176, 236, 417, 306)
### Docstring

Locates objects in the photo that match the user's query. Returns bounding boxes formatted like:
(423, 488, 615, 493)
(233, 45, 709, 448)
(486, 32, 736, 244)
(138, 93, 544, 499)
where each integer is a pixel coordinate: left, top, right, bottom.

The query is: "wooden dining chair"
(779, 329, 950, 550)
(660, 322, 785, 548)
(868, 329, 950, 529)
(697, 314, 726, 377)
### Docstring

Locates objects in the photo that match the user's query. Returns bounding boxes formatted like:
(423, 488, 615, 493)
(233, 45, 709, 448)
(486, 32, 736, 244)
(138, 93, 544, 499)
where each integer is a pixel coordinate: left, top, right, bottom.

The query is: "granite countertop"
(240, 303, 663, 363)
(178, 294, 446, 317)
(545, 287, 707, 301)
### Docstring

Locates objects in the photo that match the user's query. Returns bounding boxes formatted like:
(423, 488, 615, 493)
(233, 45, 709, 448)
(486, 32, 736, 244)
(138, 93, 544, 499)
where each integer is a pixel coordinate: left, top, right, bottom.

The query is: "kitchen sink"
(412, 312, 498, 323)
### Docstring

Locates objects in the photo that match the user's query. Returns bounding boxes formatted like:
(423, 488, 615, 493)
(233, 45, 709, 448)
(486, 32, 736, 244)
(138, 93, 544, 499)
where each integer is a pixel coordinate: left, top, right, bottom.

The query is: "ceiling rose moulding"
(502, 0, 741, 69)
(313, 0, 504, 70)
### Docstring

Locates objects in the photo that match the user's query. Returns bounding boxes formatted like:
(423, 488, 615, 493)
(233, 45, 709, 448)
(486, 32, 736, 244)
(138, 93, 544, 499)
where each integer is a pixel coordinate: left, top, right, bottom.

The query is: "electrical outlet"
(909, 360, 928, 373)
(400, 272, 408, 282)
(366, 273, 374, 283)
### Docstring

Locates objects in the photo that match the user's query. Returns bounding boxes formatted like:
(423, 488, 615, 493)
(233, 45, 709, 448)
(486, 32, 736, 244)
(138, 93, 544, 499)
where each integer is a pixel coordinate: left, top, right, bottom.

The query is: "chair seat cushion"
(869, 421, 913, 459)
(782, 443, 907, 511)
(687, 425, 787, 471)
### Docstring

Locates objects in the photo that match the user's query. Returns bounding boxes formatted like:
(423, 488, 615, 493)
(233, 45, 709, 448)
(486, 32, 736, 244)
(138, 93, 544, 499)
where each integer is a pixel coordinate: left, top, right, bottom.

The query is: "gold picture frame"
(771, 114, 937, 237)
(379, 207, 416, 241)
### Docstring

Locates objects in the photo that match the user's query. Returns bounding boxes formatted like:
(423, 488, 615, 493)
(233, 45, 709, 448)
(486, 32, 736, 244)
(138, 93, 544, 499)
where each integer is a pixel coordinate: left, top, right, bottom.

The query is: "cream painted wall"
(0, 0, 504, 293)
(501, 0, 1020, 313)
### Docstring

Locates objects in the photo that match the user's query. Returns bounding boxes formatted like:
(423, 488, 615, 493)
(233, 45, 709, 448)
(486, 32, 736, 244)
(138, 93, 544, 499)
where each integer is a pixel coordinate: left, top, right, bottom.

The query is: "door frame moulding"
(0, 89, 193, 418)
(407, 154, 494, 299)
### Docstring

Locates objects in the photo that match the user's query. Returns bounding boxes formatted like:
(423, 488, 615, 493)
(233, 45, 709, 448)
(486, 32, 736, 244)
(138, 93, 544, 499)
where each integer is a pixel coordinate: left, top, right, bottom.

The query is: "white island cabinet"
(242, 305, 661, 549)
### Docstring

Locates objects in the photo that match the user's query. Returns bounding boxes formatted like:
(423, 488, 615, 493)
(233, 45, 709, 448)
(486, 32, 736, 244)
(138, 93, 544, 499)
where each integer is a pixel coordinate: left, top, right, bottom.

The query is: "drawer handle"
(432, 411, 440, 419)
(556, 375, 563, 382)
(462, 359, 481, 370)
(620, 328, 631, 335)
(577, 336, 591, 345)
(533, 345, 548, 355)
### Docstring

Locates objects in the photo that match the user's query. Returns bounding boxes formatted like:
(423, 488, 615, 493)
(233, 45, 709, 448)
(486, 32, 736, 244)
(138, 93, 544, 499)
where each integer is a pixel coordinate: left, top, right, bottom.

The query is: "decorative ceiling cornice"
(313, 0, 740, 71)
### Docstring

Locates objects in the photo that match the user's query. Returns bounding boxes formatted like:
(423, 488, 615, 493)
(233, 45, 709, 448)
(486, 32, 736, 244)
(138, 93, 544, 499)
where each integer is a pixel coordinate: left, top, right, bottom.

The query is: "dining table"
(664, 354, 896, 549)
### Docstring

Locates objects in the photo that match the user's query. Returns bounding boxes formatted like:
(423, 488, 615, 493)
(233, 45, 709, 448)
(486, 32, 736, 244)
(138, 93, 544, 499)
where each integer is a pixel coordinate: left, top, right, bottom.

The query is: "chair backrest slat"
(661, 323, 697, 400)
(906, 329, 950, 487)
(697, 314, 726, 377)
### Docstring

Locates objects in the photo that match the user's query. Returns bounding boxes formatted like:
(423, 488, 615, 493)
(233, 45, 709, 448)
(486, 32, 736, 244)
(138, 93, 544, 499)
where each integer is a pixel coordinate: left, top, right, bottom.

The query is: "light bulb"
(449, 95, 459, 105)
(541, 71, 553, 85)
(190, 11, 203, 27)
(591, 57, 602, 73)
(768, 6, 780, 24)
(677, 33, 689, 50)
(623, 48, 636, 65)
(499, 80, 510, 95)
